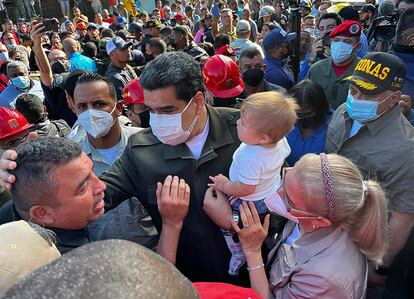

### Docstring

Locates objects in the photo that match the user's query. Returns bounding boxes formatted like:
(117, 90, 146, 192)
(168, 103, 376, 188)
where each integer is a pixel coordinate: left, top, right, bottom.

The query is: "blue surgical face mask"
(6, 43, 16, 51)
(11, 75, 30, 90)
(331, 41, 356, 64)
(0, 52, 9, 61)
(346, 92, 392, 123)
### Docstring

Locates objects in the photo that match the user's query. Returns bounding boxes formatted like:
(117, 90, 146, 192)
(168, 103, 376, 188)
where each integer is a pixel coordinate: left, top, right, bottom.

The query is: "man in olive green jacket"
(306, 20, 362, 109)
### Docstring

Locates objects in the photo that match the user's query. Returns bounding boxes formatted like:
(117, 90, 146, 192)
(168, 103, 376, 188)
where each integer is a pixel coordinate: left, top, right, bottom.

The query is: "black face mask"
(297, 112, 318, 129)
(51, 60, 70, 74)
(242, 68, 264, 87)
(139, 109, 150, 128)
(213, 97, 237, 107)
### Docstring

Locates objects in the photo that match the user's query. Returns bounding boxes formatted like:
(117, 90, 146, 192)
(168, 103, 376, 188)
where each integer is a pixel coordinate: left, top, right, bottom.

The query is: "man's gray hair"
(7, 61, 28, 77)
(10, 137, 83, 217)
(4, 240, 200, 299)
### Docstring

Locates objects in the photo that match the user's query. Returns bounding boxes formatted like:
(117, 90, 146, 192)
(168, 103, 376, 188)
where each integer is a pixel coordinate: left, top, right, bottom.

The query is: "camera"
(41, 18, 59, 33)
(371, 9, 400, 43)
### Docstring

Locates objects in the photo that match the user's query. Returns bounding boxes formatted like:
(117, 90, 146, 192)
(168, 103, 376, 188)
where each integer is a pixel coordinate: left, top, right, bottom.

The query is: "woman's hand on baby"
(208, 174, 229, 193)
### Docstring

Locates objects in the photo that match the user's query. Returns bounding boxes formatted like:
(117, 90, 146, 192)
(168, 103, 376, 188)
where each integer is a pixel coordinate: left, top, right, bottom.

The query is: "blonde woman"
(232, 153, 389, 298)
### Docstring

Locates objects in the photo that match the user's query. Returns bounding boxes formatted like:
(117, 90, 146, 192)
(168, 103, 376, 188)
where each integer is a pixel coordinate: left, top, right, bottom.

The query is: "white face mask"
(264, 192, 299, 223)
(150, 98, 198, 146)
(77, 103, 117, 139)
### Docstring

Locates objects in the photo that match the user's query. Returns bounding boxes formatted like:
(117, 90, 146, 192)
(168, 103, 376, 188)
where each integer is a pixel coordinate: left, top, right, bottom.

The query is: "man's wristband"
(375, 265, 390, 276)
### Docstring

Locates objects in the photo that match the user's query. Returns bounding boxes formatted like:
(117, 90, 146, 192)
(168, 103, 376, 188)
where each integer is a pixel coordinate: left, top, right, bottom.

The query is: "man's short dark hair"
(64, 69, 89, 99)
(101, 28, 115, 38)
(317, 12, 342, 27)
(83, 42, 97, 59)
(76, 73, 117, 102)
(214, 33, 231, 50)
(140, 52, 205, 103)
(160, 26, 172, 38)
(147, 37, 167, 54)
(338, 5, 359, 21)
(239, 47, 263, 61)
(15, 93, 44, 123)
(10, 137, 83, 217)
(172, 25, 188, 38)
(198, 42, 215, 57)
(59, 31, 75, 41)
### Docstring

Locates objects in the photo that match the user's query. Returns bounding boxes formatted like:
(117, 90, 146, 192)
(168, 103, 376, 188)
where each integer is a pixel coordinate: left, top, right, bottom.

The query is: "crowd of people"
(0, 0, 413, 298)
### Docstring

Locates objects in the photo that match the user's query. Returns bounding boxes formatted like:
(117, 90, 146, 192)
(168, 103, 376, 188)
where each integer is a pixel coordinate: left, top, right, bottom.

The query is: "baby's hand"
(208, 174, 229, 192)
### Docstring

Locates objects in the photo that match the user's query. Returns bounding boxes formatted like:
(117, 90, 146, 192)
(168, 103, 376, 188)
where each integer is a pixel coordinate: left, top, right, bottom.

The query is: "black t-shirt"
(41, 81, 77, 127)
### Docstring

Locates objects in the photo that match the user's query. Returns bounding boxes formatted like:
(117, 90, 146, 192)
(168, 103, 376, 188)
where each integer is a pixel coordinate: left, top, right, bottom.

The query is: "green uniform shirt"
(306, 56, 360, 110)
(325, 104, 414, 213)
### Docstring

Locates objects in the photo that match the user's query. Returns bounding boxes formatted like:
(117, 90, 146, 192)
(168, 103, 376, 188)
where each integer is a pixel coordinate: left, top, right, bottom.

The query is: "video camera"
(368, 9, 400, 43)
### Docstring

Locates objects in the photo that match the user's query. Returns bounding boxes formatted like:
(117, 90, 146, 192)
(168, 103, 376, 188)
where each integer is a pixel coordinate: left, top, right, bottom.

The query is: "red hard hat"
(0, 107, 33, 139)
(203, 55, 244, 98)
(123, 79, 145, 105)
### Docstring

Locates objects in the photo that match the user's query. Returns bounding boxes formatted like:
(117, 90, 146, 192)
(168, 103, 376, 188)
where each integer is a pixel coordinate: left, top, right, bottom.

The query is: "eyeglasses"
(280, 167, 322, 219)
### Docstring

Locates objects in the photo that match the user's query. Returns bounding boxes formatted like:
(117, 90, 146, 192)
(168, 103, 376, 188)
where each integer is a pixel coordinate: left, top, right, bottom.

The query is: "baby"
(209, 91, 298, 275)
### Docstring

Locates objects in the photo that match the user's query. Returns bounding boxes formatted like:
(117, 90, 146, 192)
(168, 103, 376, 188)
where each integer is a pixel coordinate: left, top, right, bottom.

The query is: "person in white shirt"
(209, 91, 298, 275)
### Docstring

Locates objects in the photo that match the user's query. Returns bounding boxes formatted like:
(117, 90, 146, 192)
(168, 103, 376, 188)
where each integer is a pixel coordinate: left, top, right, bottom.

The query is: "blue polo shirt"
(68, 52, 97, 72)
(286, 111, 333, 166)
(264, 56, 295, 90)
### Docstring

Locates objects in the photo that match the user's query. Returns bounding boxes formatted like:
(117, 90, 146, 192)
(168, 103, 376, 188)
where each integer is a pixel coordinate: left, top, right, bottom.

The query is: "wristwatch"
(375, 265, 390, 276)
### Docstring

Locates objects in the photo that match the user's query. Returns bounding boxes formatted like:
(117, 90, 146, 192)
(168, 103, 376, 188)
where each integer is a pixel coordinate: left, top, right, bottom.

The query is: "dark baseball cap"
(359, 4, 376, 14)
(144, 19, 162, 28)
(344, 52, 407, 95)
(263, 28, 296, 51)
(128, 22, 143, 33)
(116, 29, 133, 41)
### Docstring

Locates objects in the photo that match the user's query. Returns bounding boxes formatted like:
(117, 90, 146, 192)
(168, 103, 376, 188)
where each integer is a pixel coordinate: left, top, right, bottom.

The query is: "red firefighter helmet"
(123, 79, 145, 105)
(202, 55, 244, 98)
(0, 107, 33, 139)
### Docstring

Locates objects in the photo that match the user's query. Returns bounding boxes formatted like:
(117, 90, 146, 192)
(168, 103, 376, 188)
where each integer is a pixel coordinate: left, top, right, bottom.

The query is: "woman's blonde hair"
(241, 91, 298, 142)
(295, 153, 389, 266)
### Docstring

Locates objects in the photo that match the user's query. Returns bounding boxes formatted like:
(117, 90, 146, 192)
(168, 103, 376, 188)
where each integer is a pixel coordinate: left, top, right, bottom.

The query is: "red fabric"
(193, 282, 262, 299)
(12, 31, 20, 45)
(215, 45, 236, 57)
(108, 0, 117, 6)
(174, 13, 187, 21)
(0, 73, 8, 94)
(103, 17, 114, 24)
(332, 59, 354, 77)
